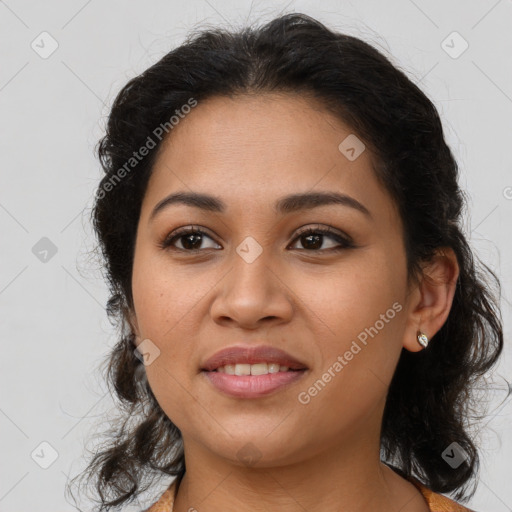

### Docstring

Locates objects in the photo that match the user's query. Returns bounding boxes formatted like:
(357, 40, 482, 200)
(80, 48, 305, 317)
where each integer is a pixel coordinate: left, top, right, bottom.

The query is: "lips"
(200, 345, 308, 372)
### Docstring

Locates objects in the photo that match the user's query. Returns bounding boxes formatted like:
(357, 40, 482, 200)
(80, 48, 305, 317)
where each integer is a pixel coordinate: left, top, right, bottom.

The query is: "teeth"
(214, 363, 294, 375)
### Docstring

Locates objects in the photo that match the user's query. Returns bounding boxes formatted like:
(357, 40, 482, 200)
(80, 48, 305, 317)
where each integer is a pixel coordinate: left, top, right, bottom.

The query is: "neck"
(172, 412, 428, 512)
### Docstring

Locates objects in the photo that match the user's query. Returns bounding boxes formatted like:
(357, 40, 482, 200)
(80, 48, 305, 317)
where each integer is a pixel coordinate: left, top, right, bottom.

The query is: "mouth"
(201, 366, 308, 398)
(200, 344, 308, 373)
(199, 345, 309, 398)
(202, 362, 306, 375)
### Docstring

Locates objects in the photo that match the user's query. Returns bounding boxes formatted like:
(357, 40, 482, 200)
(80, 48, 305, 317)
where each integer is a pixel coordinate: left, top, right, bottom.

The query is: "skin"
(129, 93, 459, 512)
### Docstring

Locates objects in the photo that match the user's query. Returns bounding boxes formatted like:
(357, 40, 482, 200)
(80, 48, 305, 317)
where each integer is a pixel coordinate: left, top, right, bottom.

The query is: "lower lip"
(202, 370, 307, 398)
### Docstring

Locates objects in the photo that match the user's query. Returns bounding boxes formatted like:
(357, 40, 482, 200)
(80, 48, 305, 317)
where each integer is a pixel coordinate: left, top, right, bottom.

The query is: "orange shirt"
(408, 476, 476, 512)
(146, 474, 476, 511)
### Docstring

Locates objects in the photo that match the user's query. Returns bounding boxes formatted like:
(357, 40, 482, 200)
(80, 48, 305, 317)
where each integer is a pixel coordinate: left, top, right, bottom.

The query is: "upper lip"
(200, 345, 308, 371)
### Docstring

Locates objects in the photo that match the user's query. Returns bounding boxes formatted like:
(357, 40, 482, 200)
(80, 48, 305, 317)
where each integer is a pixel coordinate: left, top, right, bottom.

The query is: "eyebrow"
(149, 190, 372, 221)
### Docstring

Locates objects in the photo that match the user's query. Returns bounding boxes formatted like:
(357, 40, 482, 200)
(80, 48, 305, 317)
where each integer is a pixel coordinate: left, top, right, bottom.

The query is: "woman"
(70, 12, 505, 512)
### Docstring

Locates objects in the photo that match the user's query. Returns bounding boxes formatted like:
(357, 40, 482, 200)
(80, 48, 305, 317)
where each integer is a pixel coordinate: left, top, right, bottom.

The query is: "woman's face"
(131, 93, 419, 467)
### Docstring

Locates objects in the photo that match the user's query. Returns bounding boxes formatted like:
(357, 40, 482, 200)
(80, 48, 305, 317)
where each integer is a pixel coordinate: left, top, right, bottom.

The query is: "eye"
(159, 226, 221, 251)
(288, 225, 355, 252)
(159, 224, 355, 253)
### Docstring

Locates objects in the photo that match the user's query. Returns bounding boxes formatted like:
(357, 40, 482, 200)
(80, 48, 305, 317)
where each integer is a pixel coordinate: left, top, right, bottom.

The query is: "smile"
(202, 367, 307, 398)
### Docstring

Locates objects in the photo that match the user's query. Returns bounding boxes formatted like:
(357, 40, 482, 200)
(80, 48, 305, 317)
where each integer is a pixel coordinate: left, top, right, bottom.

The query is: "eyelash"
(158, 224, 355, 253)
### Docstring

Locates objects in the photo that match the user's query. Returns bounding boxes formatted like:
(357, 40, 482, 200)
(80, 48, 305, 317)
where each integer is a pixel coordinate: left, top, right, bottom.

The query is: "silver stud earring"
(417, 331, 429, 349)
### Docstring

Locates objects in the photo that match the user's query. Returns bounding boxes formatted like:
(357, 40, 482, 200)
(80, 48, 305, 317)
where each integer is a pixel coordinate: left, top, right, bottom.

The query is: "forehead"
(143, 93, 397, 225)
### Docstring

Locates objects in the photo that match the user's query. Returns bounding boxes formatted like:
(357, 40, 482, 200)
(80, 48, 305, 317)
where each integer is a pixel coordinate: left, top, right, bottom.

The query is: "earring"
(417, 331, 429, 349)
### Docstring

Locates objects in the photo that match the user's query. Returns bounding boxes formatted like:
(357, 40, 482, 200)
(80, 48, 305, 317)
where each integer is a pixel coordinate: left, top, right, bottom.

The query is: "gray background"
(1, 0, 511, 510)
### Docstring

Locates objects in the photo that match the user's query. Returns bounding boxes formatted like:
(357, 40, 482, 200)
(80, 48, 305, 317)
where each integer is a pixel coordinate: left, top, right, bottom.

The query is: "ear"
(126, 308, 140, 341)
(403, 247, 460, 352)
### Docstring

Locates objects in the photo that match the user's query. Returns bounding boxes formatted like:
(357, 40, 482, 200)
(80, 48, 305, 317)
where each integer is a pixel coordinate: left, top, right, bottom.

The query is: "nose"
(209, 250, 294, 330)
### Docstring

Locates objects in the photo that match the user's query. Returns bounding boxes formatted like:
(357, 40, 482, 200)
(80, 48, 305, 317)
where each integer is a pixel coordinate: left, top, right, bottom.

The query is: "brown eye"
(289, 226, 354, 252)
(160, 227, 221, 251)
(159, 224, 354, 253)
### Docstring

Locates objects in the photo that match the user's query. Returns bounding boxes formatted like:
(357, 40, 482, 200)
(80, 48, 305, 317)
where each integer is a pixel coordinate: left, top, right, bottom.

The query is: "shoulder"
(408, 476, 478, 512)
(144, 478, 179, 512)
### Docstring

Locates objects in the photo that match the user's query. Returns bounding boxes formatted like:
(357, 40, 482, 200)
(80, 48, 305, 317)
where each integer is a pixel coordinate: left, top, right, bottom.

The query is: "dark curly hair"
(68, 12, 507, 511)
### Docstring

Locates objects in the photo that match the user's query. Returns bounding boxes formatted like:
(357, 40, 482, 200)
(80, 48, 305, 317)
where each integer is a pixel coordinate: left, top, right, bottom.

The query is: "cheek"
(292, 255, 406, 391)
(131, 245, 226, 367)
(131, 254, 208, 428)
(131, 242, 205, 338)
(295, 257, 403, 338)
(286, 274, 405, 456)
